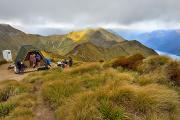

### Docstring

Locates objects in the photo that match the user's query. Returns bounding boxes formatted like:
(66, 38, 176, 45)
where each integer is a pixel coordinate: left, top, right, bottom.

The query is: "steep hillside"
(0, 24, 42, 60)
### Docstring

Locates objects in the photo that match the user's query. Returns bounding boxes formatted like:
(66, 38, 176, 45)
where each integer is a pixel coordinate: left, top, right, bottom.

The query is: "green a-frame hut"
(15, 45, 47, 69)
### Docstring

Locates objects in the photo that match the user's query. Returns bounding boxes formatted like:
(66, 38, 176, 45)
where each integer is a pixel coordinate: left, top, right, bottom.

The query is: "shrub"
(104, 54, 144, 70)
(137, 55, 171, 73)
(0, 102, 15, 118)
(99, 59, 105, 63)
(165, 61, 180, 86)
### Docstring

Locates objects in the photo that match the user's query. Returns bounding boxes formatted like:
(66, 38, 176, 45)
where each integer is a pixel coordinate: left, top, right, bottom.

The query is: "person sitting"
(45, 58, 51, 67)
(63, 59, 68, 68)
(68, 57, 73, 67)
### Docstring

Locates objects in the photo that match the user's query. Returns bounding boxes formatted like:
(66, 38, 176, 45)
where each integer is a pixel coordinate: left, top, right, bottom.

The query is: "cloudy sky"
(1, 0, 180, 35)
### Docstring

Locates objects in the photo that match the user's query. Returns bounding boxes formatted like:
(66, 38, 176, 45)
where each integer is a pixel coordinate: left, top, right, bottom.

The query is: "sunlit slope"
(66, 28, 125, 48)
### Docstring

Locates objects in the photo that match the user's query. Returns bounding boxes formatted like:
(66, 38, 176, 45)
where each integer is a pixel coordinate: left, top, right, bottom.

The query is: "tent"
(15, 45, 48, 70)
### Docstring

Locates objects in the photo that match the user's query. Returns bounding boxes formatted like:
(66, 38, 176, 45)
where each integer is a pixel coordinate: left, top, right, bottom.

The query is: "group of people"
(15, 53, 73, 74)
(15, 53, 42, 74)
(57, 57, 73, 68)
(29, 53, 42, 68)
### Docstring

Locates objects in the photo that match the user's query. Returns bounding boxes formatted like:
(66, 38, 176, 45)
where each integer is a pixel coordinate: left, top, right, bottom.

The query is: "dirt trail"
(0, 63, 56, 120)
(0, 63, 29, 81)
(34, 91, 56, 120)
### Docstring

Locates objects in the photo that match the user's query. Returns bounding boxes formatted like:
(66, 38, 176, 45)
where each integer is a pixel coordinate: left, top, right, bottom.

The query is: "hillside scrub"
(0, 80, 37, 120)
(40, 58, 179, 120)
(56, 83, 179, 120)
(0, 80, 31, 102)
(103, 54, 144, 70)
(137, 55, 171, 73)
(1, 55, 180, 120)
(164, 61, 180, 86)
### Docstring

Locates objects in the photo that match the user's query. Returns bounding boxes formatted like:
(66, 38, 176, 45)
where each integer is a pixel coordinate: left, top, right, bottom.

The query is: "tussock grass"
(103, 54, 144, 70)
(64, 62, 102, 75)
(165, 61, 180, 86)
(42, 79, 82, 108)
(4, 107, 35, 120)
(2, 54, 179, 120)
(56, 92, 102, 120)
(2, 93, 37, 120)
(41, 65, 135, 110)
(137, 70, 170, 86)
(56, 83, 179, 120)
(0, 80, 31, 102)
(0, 101, 15, 118)
(0, 80, 36, 119)
(137, 55, 171, 73)
(99, 83, 179, 119)
(0, 60, 7, 66)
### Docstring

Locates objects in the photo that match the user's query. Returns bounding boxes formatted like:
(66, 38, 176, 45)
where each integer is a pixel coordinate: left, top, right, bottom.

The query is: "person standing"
(36, 53, 41, 67)
(20, 61, 24, 73)
(68, 57, 73, 67)
(32, 53, 36, 68)
(29, 53, 34, 67)
(16, 60, 21, 74)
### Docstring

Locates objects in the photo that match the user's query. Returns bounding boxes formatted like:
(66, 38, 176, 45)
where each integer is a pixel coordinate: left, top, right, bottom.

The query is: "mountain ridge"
(0, 24, 157, 61)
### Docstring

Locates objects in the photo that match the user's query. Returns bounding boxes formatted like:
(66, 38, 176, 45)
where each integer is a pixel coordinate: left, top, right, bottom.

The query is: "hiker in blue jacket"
(35, 53, 41, 67)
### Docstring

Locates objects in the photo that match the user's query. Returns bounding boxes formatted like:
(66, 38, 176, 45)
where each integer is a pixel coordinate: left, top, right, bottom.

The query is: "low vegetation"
(0, 60, 7, 66)
(0, 54, 180, 120)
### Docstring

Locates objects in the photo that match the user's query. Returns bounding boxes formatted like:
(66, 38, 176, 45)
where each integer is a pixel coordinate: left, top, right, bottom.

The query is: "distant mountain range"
(156, 50, 180, 60)
(114, 29, 180, 56)
(0, 24, 157, 61)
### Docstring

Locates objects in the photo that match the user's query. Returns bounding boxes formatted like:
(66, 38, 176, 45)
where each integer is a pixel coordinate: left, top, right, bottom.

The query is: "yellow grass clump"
(56, 83, 180, 120)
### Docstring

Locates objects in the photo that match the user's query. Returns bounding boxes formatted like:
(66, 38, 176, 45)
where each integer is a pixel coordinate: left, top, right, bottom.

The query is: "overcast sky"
(1, 0, 180, 35)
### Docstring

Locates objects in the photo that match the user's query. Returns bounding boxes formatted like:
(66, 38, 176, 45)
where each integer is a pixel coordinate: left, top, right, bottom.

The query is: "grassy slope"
(0, 55, 179, 120)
